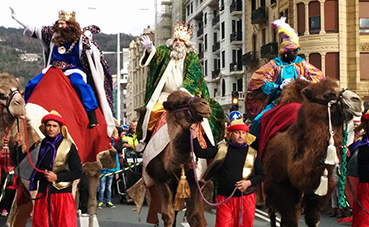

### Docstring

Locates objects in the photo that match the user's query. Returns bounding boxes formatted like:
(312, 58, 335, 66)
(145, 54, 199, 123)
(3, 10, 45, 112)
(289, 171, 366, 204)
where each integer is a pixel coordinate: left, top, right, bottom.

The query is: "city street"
(0, 195, 352, 227)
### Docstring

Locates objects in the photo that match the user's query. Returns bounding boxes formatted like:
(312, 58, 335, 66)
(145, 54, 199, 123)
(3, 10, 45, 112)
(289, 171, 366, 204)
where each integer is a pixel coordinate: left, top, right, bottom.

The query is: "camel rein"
(170, 102, 244, 225)
(189, 128, 244, 225)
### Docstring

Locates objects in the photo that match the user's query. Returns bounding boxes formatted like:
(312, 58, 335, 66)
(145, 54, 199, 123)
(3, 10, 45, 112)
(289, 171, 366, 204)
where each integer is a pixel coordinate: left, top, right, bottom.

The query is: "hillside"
(0, 26, 136, 87)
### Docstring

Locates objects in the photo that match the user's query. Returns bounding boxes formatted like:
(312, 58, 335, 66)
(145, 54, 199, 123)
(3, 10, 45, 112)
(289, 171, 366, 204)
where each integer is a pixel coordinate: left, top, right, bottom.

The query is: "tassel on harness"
(173, 164, 191, 211)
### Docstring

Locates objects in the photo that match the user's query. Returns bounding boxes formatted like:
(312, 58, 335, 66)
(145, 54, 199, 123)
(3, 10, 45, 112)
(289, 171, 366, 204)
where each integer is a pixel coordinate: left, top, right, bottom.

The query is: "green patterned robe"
(137, 45, 225, 143)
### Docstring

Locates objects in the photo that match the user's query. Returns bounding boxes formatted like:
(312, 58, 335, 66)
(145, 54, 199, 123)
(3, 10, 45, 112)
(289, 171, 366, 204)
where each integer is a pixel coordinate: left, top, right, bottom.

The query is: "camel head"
(0, 73, 26, 119)
(163, 90, 211, 127)
(301, 78, 363, 123)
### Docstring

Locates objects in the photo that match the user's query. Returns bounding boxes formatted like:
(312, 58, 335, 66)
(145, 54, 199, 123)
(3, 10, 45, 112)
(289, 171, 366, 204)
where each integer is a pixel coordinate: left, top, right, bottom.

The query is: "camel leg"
(185, 174, 207, 227)
(304, 195, 329, 227)
(156, 183, 175, 227)
(265, 181, 301, 227)
(82, 161, 102, 227)
(9, 185, 33, 227)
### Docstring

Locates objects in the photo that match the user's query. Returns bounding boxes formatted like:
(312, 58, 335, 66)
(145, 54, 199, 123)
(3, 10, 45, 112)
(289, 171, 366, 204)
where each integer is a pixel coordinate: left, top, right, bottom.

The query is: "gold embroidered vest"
(203, 142, 257, 182)
(52, 138, 73, 190)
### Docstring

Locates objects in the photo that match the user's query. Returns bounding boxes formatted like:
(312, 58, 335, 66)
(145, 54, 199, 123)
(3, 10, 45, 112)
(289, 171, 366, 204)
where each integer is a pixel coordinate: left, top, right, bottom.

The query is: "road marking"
(255, 208, 281, 227)
(181, 223, 190, 227)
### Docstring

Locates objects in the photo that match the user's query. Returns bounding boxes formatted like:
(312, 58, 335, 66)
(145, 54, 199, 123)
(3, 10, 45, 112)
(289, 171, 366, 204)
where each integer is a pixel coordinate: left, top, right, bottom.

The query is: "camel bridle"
(0, 87, 21, 118)
(170, 96, 196, 122)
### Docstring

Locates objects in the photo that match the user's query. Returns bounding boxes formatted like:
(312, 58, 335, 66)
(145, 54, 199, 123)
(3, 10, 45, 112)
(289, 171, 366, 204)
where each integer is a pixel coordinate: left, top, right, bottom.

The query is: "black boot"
(87, 110, 98, 127)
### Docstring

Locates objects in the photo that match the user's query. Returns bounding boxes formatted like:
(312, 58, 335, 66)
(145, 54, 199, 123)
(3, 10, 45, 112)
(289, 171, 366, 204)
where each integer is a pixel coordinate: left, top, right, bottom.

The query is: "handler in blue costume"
(11, 9, 112, 128)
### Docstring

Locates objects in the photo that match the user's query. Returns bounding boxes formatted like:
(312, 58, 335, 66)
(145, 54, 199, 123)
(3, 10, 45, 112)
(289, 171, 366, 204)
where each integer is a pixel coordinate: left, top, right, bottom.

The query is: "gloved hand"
(300, 76, 309, 82)
(280, 78, 292, 90)
(9, 7, 27, 28)
(141, 35, 153, 52)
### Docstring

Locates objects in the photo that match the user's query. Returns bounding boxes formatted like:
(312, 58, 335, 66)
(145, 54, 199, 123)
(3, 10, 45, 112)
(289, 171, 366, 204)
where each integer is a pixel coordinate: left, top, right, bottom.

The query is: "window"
(222, 79, 226, 97)
(360, 18, 369, 33)
(360, 53, 369, 80)
(233, 83, 237, 91)
(222, 51, 225, 68)
(190, 2, 193, 14)
(261, 0, 265, 7)
(261, 28, 266, 46)
(205, 34, 208, 50)
(309, 53, 321, 70)
(360, 1, 369, 33)
(309, 1, 321, 34)
(205, 60, 208, 76)
(221, 22, 225, 39)
(310, 17, 321, 34)
(232, 50, 237, 63)
(325, 0, 338, 33)
(187, 5, 190, 16)
(237, 78, 242, 91)
(214, 88, 218, 98)
(204, 13, 207, 25)
(325, 53, 339, 80)
(251, 0, 256, 11)
(221, 0, 225, 11)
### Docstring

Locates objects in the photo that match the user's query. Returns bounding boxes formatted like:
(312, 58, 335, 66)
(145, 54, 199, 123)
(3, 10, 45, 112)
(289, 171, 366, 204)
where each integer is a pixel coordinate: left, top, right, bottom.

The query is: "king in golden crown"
(173, 21, 193, 42)
(58, 10, 76, 22)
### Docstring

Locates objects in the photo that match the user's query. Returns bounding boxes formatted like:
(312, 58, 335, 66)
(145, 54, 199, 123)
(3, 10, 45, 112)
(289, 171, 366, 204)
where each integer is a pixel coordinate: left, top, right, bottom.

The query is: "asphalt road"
(0, 195, 352, 226)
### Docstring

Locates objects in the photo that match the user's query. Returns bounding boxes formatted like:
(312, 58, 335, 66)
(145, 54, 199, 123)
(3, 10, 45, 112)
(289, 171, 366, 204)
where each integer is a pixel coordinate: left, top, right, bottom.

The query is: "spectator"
(97, 152, 120, 209)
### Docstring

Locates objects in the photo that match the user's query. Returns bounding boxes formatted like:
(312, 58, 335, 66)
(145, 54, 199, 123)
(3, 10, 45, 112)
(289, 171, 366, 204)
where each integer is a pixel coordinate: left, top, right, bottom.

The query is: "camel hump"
(258, 103, 301, 159)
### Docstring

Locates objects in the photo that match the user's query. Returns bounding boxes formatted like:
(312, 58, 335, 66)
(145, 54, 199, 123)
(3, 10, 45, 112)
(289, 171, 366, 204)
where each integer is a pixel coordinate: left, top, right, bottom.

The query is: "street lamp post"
(117, 33, 121, 124)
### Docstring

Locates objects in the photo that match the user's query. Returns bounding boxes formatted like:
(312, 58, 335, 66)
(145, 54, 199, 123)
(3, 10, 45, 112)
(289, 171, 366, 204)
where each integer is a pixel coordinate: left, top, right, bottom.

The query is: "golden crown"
(58, 10, 76, 22)
(173, 21, 193, 42)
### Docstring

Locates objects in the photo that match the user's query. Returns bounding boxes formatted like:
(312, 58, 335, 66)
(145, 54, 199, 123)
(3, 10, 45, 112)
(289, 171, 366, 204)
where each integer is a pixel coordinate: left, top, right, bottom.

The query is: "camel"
(260, 78, 364, 227)
(1, 69, 116, 227)
(144, 90, 211, 227)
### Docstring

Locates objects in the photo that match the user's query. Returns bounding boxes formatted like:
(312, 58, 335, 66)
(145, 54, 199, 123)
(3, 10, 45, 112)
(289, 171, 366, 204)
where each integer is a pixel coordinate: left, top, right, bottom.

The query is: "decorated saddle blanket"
(258, 103, 301, 159)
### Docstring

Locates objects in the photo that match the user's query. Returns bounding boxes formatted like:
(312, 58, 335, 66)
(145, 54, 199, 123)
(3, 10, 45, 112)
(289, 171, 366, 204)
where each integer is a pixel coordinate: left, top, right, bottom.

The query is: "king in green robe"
(136, 38, 225, 186)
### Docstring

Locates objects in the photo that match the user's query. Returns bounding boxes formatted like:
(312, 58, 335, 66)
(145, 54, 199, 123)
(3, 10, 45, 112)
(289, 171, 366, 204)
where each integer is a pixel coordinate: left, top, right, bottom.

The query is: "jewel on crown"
(173, 21, 193, 42)
(58, 10, 76, 22)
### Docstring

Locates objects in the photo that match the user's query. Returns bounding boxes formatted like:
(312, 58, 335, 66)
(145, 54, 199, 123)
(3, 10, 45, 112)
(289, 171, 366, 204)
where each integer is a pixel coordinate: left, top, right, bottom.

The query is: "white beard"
(170, 43, 187, 61)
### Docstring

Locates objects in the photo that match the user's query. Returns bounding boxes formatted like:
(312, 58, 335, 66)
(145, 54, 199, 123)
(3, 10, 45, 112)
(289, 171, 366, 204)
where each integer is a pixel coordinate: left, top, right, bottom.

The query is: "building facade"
(128, 0, 369, 121)
(184, 0, 246, 117)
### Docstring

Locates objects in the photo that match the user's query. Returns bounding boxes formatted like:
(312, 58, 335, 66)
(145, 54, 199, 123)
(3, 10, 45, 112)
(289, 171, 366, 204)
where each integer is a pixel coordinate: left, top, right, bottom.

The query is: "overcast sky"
(0, 0, 155, 35)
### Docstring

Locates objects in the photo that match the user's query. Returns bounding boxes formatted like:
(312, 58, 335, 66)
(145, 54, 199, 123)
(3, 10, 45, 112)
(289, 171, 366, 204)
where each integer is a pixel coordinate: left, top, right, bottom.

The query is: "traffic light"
(231, 91, 239, 111)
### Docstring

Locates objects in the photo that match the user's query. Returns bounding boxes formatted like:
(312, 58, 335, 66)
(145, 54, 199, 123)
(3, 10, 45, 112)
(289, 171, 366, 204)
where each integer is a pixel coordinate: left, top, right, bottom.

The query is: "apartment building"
(184, 0, 246, 116)
(127, 27, 154, 122)
(244, 0, 369, 105)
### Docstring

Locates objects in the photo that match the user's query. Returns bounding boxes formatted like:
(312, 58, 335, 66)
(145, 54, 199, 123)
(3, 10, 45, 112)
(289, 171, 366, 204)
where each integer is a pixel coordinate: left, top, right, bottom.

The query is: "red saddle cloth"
(27, 67, 111, 163)
(258, 103, 301, 160)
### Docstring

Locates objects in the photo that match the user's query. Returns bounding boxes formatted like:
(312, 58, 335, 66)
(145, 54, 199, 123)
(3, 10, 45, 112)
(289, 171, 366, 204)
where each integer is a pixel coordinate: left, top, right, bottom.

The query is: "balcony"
(212, 41, 220, 53)
(230, 1, 242, 15)
(230, 31, 243, 43)
(251, 6, 268, 24)
(212, 15, 220, 27)
(230, 62, 243, 72)
(242, 51, 258, 65)
(212, 69, 220, 79)
(197, 29, 204, 38)
(260, 42, 278, 58)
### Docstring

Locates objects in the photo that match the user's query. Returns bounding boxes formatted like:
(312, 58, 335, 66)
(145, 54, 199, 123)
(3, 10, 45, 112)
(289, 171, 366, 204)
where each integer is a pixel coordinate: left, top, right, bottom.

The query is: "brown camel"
(261, 79, 363, 227)
(1, 70, 116, 227)
(145, 90, 211, 227)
